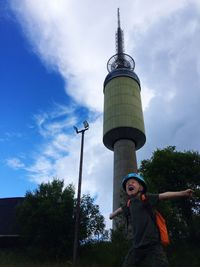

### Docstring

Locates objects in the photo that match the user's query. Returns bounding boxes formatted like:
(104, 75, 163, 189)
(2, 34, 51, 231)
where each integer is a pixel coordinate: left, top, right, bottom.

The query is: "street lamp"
(73, 120, 89, 266)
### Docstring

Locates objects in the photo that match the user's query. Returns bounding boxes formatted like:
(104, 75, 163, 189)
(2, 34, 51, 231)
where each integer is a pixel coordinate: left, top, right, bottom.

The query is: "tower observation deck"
(103, 9, 146, 227)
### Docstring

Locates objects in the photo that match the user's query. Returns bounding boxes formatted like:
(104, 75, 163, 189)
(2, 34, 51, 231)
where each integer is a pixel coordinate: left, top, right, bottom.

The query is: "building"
(103, 9, 146, 227)
(0, 197, 24, 246)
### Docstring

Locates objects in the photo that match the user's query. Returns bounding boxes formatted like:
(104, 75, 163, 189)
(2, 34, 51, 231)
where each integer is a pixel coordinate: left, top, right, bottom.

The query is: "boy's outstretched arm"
(159, 189, 194, 200)
(109, 207, 123, 220)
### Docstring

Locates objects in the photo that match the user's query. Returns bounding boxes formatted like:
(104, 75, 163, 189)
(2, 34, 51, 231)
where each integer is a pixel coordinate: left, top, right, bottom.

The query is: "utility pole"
(73, 121, 89, 266)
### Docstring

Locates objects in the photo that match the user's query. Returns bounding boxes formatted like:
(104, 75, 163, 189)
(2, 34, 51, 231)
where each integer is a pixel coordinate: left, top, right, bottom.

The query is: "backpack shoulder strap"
(141, 194, 147, 201)
(141, 194, 157, 223)
(127, 199, 131, 207)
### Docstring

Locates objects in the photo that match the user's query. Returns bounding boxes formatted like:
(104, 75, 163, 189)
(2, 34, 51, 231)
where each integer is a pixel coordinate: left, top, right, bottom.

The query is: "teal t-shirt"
(123, 193, 160, 248)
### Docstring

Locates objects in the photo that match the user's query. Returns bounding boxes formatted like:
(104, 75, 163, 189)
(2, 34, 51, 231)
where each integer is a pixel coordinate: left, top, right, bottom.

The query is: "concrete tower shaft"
(113, 140, 138, 211)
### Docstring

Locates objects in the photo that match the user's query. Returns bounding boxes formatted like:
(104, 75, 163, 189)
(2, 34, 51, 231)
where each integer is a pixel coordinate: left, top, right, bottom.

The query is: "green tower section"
(103, 71, 146, 151)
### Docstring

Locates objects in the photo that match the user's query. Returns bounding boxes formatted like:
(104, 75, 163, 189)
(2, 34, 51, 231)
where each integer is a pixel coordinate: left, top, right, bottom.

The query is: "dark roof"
(0, 197, 24, 236)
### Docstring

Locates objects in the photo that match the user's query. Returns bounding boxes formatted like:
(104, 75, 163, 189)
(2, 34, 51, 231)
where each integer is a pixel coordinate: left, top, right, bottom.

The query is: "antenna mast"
(116, 8, 124, 54)
(107, 8, 135, 73)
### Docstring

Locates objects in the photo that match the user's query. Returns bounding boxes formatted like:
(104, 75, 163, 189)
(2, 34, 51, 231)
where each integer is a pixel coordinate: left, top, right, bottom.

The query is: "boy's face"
(125, 178, 143, 196)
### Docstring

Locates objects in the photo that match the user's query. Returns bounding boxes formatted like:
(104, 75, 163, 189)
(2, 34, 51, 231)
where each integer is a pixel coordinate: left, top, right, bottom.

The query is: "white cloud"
(141, 84, 156, 110)
(10, 0, 190, 113)
(8, 0, 200, 229)
(33, 102, 78, 137)
(6, 158, 25, 169)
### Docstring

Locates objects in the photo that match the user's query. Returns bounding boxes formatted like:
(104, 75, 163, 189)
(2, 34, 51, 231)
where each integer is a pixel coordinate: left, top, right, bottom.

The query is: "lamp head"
(83, 120, 89, 129)
(73, 126, 78, 133)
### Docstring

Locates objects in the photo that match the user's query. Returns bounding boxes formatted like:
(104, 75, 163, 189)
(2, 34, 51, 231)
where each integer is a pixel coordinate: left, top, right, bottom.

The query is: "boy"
(109, 173, 193, 267)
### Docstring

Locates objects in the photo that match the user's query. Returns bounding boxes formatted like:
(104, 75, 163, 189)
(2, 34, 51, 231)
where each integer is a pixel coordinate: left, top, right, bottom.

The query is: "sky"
(1, 0, 200, 229)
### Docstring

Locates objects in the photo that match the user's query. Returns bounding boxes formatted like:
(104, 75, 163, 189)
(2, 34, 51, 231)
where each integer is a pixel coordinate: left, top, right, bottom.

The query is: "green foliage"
(79, 230, 130, 267)
(17, 179, 75, 258)
(17, 179, 106, 259)
(79, 194, 105, 241)
(1, 242, 200, 267)
(0, 249, 73, 267)
(79, 241, 113, 267)
(168, 242, 200, 267)
(139, 146, 200, 243)
(110, 227, 130, 267)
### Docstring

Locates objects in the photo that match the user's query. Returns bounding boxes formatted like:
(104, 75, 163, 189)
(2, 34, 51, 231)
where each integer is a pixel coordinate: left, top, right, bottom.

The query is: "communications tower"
(103, 9, 146, 221)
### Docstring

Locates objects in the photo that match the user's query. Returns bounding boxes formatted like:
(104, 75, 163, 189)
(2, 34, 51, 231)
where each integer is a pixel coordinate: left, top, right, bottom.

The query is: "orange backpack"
(127, 195, 170, 246)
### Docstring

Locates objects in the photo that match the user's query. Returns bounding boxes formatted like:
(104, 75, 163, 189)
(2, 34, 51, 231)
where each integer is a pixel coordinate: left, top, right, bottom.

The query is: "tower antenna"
(116, 8, 124, 54)
(117, 7, 120, 28)
(107, 8, 135, 72)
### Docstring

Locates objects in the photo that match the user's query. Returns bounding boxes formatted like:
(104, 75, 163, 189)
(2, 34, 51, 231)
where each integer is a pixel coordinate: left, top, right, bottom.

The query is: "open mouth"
(128, 185, 135, 191)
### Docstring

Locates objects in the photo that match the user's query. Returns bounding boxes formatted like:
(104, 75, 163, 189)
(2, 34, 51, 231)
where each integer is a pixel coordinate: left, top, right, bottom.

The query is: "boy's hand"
(109, 213, 114, 220)
(182, 189, 194, 198)
(109, 207, 123, 220)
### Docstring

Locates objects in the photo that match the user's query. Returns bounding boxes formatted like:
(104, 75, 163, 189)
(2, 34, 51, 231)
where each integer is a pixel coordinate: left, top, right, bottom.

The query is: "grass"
(0, 249, 102, 267)
(0, 250, 73, 267)
(0, 241, 199, 267)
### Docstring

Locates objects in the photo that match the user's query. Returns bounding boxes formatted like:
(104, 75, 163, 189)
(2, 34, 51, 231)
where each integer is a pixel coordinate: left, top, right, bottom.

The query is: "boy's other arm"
(159, 189, 194, 200)
(109, 207, 123, 220)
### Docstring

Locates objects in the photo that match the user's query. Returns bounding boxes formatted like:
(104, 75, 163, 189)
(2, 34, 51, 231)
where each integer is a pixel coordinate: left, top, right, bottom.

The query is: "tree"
(17, 179, 106, 258)
(79, 194, 105, 242)
(17, 179, 75, 257)
(139, 146, 200, 243)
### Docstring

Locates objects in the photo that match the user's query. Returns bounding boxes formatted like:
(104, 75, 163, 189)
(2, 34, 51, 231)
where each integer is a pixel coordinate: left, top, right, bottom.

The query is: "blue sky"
(0, 8, 60, 195)
(1, 0, 200, 228)
(0, 4, 89, 196)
